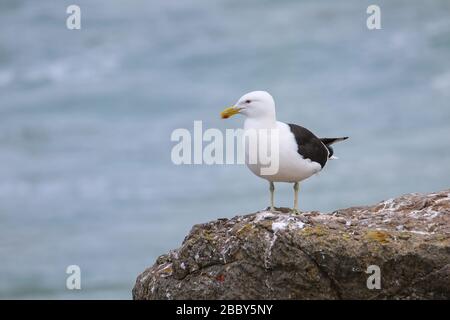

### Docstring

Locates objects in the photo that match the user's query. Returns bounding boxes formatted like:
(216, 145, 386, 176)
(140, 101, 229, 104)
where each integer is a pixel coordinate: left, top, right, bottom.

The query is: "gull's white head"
(221, 91, 276, 120)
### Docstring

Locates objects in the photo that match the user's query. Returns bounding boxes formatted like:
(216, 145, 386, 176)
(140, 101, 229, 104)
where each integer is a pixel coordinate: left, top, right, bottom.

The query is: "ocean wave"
(24, 53, 119, 85)
(432, 72, 450, 94)
(0, 70, 14, 87)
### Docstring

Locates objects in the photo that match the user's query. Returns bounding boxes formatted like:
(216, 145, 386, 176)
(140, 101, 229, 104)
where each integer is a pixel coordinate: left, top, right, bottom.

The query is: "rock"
(133, 190, 450, 300)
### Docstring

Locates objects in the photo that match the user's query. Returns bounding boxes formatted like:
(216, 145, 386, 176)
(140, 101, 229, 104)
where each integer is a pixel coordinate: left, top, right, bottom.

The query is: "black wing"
(288, 123, 329, 168)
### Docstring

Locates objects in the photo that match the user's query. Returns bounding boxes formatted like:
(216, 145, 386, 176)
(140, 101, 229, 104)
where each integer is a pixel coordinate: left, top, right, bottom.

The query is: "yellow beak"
(220, 106, 241, 119)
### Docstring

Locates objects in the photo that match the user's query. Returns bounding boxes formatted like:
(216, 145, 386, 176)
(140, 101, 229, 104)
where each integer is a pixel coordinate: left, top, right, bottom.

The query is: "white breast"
(243, 121, 322, 183)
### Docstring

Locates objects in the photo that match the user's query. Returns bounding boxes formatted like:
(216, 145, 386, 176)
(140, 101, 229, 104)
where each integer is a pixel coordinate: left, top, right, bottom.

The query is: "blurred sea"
(0, 0, 449, 299)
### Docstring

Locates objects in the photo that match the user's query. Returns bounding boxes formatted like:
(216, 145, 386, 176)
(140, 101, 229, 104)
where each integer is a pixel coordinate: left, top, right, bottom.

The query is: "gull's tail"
(320, 137, 349, 159)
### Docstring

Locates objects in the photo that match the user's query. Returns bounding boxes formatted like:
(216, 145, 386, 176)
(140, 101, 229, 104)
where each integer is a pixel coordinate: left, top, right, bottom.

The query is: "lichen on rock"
(133, 190, 450, 300)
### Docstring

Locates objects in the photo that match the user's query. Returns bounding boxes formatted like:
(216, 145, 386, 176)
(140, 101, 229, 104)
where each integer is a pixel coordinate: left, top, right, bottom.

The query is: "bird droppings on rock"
(133, 189, 450, 300)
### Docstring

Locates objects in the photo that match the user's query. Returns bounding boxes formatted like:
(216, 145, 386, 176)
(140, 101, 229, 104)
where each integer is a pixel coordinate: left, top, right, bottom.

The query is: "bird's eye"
(245, 100, 251, 104)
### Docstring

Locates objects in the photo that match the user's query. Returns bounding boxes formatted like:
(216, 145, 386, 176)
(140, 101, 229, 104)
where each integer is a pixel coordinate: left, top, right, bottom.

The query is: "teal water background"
(0, 0, 449, 298)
